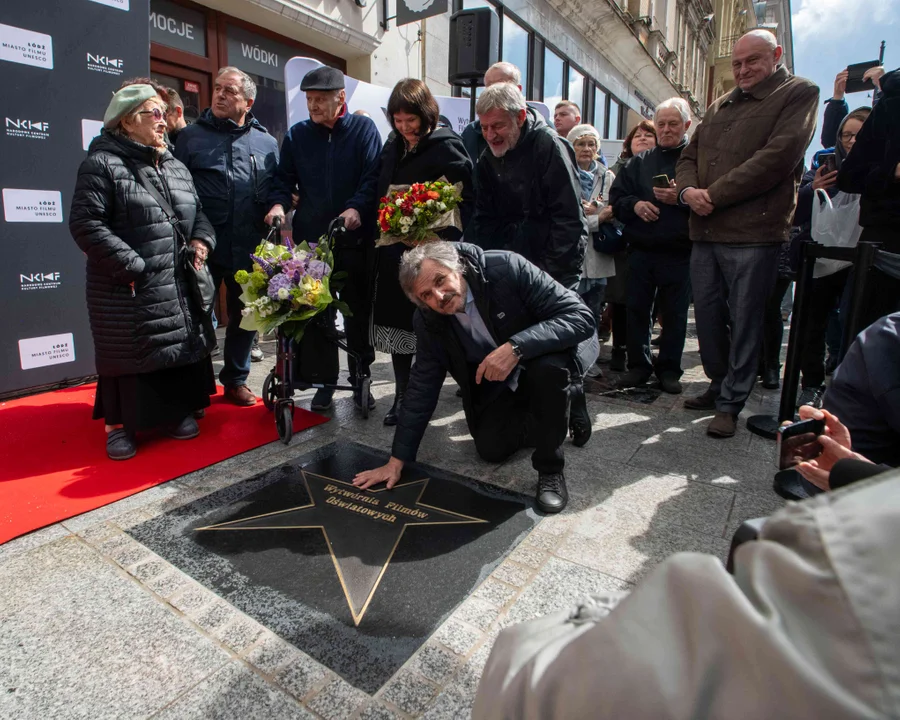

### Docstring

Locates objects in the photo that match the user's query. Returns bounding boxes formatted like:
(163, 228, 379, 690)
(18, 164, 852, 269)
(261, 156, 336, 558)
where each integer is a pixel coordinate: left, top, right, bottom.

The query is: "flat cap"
(300, 66, 345, 92)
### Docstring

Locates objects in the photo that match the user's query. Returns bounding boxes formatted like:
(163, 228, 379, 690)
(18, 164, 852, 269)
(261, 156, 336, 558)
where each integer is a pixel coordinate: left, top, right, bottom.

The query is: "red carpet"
(0, 383, 328, 545)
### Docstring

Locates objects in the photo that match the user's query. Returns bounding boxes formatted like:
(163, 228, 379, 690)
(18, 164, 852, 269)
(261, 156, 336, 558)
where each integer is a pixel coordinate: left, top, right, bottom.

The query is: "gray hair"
(485, 61, 521, 86)
(476, 83, 527, 119)
(655, 97, 691, 124)
(398, 242, 465, 306)
(216, 66, 257, 101)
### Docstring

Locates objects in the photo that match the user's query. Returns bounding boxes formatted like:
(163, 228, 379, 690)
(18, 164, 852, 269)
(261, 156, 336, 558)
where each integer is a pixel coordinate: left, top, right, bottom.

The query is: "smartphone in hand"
(820, 153, 837, 174)
(776, 418, 825, 470)
(652, 174, 671, 189)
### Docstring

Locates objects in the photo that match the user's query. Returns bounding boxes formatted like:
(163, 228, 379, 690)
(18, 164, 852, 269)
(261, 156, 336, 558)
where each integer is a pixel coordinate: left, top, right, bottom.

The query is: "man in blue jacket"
(175, 66, 278, 406)
(266, 66, 382, 412)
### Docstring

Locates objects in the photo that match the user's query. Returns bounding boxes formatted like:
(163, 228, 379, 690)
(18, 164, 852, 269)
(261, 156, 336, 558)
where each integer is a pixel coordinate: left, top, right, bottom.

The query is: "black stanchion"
(843, 241, 879, 351)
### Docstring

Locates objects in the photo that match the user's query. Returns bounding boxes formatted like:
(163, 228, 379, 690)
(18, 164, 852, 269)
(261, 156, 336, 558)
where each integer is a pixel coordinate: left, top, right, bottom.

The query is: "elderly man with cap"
(175, 66, 279, 407)
(266, 66, 382, 413)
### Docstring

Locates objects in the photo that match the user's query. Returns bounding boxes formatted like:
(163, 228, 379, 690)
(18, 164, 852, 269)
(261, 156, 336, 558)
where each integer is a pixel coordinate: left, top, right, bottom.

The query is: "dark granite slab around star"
(127, 441, 539, 694)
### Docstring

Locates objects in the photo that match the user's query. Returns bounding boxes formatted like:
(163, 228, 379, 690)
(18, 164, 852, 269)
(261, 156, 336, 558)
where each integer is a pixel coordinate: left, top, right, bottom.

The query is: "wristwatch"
(509, 341, 523, 359)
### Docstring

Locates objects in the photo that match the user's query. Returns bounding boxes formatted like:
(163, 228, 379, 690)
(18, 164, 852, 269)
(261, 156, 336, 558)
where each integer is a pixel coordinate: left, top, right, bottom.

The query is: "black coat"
(838, 68, 900, 240)
(391, 243, 595, 462)
(473, 107, 588, 289)
(174, 109, 278, 270)
(69, 131, 216, 377)
(372, 128, 474, 333)
(609, 140, 691, 254)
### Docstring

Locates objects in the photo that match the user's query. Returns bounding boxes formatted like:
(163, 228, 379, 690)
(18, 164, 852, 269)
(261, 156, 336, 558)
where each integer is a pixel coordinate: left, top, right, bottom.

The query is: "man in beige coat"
(676, 30, 819, 437)
(473, 467, 900, 719)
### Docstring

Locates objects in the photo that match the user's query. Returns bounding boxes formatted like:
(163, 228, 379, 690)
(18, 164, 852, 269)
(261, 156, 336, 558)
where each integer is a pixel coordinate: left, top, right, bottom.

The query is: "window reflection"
(502, 15, 529, 92)
(593, 86, 607, 135)
(543, 48, 563, 110)
(568, 67, 584, 111)
(608, 98, 621, 139)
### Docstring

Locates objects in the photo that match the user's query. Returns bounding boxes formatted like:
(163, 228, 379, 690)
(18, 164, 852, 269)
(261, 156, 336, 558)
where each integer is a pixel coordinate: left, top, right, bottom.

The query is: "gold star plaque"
(197, 471, 487, 625)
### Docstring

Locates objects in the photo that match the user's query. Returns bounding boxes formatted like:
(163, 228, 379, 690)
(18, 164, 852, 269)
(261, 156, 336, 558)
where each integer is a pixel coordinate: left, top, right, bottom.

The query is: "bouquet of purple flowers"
(234, 234, 347, 341)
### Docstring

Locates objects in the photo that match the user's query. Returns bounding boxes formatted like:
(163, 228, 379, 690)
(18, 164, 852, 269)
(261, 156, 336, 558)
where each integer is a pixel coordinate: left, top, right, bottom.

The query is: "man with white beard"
(472, 83, 588, 292)
(472, 82, 593, 447)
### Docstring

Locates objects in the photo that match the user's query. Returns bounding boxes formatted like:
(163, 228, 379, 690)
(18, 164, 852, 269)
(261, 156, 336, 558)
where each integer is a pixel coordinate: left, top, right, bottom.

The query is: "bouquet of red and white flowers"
(376, 178, 464, 248)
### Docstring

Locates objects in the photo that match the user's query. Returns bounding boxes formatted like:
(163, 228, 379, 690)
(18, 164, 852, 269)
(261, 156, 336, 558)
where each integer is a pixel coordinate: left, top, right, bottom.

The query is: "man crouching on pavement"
(353, 242, 598, 513)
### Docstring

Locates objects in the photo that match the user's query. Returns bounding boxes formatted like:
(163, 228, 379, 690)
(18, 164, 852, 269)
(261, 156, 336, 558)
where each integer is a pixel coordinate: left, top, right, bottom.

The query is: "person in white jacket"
(568, 124, 617, 378)
(474, 466, 900, 719)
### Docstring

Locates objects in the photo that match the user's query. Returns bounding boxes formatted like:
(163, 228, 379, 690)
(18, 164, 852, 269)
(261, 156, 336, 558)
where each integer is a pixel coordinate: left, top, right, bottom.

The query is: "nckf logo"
(5, 117, 49, 140)
(86, 52, 124, 76)
(20, 272, 61, 291)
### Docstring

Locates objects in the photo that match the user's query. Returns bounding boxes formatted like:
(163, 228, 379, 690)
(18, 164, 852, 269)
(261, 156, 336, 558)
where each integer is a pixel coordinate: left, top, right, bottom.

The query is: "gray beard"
(488, 124, 522, 158)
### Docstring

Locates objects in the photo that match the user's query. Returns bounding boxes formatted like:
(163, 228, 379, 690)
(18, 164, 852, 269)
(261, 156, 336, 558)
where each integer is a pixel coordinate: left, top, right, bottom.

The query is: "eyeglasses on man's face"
(137, 108, 165, 122)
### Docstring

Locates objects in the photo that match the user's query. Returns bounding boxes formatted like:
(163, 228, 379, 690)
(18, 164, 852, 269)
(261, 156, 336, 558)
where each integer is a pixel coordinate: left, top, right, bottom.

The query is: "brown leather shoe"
(707, 411, 737, 438)
(684, 388, 717, 411)
(224, 384, 257, 407)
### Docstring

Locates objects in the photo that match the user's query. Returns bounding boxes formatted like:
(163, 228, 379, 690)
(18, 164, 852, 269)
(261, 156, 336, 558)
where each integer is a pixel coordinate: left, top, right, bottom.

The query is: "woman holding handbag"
(69, 84, 217, 460)
(567, 124, 618, 377)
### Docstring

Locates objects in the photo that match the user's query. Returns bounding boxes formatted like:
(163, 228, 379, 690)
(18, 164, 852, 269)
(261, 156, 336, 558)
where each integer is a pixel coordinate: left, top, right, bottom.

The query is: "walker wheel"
(276, 401, 294, 444)
(360, 378, 372, 420)
(262, 371, 277, 411)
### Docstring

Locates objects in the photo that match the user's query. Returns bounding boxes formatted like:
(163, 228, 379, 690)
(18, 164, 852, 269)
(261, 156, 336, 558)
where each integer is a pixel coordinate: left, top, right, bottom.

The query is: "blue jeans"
(626, 250, 691, 378)
(210, 262, 254, 388)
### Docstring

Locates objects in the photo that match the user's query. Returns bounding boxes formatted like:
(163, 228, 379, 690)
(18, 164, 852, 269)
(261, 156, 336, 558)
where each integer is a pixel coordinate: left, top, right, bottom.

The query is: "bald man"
(461, 61, 523, 165)
(676, 30, 819, 438)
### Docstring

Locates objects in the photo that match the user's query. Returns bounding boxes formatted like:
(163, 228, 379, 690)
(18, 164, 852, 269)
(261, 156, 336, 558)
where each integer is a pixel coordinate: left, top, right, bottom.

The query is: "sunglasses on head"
(137, 108, 165, 122)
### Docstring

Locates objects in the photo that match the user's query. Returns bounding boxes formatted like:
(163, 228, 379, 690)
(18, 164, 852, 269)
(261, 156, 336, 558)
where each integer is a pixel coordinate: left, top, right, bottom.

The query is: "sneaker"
(616, 368, 652, 388)
(250, 342, 264, 363)
(536, 472, 568, 513)
(684, 388, 717, 411)
(224, 384, 257, 406)
(609, 346, 626, 372)
(166, 415, 200, 440)
(797, 385, 825, 409)
(585, 362, 604, 379)
(657, 373, 683, 395)
(106, 428, 136, 460)
(707, 411, 737, 438)
(311, 387, 335, 411)
(569, 386, 592, 448)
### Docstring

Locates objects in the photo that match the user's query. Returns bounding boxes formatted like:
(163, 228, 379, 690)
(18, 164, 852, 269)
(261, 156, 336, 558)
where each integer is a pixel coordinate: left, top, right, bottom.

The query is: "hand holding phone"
(776, 417, 825, 471)
(652, 174, 671, 189)
(820, 153, 837, 174)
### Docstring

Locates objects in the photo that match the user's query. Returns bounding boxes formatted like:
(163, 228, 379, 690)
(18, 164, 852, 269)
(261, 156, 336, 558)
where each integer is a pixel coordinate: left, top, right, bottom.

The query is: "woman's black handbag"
(593, 223, 625, 254)
(123, 158, 216, 340)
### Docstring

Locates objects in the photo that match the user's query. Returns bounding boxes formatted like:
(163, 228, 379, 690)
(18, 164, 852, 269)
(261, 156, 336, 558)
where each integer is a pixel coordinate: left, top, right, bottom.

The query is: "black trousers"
(470, 351, 574, 474)
(626, 250, 692, 377)
(332, 244, 375, 380)
(762, 277, 792, 372)
(799, 267, 850, 388)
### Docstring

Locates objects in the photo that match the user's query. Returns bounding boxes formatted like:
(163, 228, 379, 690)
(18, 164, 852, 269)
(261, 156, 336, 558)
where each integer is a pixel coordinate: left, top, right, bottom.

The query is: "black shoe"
(797, 385, 825, 409)
(569, 386, 592, 448)
(657, 373, 683, 395)
(311, 387, 334, 411)
(825, 354, 838, 376)
(192, 408, 206, 419)
(616, 368, 652, 388)
(353, 383, 376, 411)
(610, 346, 626, 372)
(383, 391, 405, 426)
(762, 367, 780, 390)
(166, 415, 200, 440)
(536, 473, 568, 513)
(106, 428, 136, 460)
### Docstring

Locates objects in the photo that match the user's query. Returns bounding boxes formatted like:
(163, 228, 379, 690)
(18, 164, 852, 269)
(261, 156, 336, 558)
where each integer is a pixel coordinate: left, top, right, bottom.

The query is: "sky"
(791, 0, 899, 165)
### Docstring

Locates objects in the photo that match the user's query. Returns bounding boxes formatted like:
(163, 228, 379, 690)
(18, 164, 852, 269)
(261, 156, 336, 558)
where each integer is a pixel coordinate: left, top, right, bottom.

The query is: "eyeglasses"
(840, 131, 858, 142)
(137, 108, 165, 122)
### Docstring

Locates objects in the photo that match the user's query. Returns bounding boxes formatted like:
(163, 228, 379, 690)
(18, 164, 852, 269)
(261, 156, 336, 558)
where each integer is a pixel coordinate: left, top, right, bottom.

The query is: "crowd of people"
(69, 30, 899, 513)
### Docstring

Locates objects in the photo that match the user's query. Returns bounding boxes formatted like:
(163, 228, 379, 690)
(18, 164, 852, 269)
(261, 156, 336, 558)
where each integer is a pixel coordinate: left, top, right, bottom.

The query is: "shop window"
(543, 48, 563, 109)
(502, 15, 529, 92)
(568, 66, 584, 112)
(593, 86, 607, 135)
(608, 98, 621, 139)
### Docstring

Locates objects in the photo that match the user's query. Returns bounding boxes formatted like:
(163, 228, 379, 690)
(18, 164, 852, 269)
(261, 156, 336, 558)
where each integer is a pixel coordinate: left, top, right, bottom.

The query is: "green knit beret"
(103, 84, 159, 129)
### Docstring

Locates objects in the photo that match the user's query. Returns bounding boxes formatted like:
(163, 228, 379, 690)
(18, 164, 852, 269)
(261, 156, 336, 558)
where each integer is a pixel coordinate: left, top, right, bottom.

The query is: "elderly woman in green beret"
(69, 84, 216, 460)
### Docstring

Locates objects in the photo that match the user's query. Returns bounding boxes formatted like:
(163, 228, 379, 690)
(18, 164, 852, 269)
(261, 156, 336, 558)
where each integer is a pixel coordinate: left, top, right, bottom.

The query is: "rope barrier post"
(747, 241, 817, 440)
(842, 241, 878, 353)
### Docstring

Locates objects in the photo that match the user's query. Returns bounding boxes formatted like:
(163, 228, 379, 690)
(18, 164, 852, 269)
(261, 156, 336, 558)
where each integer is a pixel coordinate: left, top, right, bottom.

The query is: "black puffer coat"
(69, 131, 216, 377)
(391, 243, 595, 462)
(473, 107, 588, 289)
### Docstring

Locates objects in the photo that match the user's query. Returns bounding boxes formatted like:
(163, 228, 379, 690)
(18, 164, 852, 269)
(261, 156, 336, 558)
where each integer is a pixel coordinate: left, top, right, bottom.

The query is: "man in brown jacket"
(676, 30, 819, 438)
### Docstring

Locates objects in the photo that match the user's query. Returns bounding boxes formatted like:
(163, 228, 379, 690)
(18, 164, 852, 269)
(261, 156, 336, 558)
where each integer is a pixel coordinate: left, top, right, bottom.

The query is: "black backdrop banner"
(0, 0, 149, 395)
